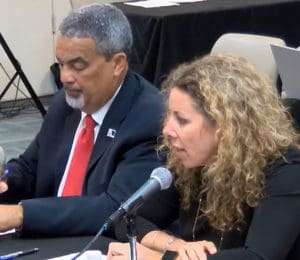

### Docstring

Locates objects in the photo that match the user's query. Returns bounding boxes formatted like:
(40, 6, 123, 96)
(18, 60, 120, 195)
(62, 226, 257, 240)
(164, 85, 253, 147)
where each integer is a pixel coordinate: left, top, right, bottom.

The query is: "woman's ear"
(215, 128, 221, 142)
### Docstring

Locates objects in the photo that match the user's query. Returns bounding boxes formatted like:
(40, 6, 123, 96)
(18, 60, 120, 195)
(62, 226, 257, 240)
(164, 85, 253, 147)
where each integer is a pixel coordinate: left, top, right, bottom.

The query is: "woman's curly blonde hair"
(160, 53, 298, 232)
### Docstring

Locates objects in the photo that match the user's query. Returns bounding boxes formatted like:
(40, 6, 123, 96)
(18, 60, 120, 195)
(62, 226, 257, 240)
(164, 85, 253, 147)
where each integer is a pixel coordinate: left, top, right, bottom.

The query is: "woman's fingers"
(198, 240, 217, 255)
(107, 242, 130, 259)
(175, 240, 217, 260)
(177, 246, 206, 260)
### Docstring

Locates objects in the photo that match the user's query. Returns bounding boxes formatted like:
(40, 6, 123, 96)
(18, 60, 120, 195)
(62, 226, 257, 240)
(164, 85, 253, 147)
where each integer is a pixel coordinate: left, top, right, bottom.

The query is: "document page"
(47, 250, 106, 260)
(125, 0, 179, 8)
(125, 0, 206, 8)
(271, 44, 300, 99)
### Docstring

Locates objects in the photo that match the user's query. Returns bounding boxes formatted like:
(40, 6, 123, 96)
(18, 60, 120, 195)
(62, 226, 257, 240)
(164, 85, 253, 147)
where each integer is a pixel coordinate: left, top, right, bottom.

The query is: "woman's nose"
(163, 122, 177, 139)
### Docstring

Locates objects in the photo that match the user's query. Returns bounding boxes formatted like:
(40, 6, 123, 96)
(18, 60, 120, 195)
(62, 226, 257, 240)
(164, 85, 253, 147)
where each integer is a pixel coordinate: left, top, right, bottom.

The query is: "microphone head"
(0, 146, 6, 167)
(150, 167, 173, 190)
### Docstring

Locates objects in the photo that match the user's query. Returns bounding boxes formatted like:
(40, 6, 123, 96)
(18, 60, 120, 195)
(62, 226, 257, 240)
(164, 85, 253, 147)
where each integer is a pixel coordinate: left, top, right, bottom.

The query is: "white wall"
(0, 0, 71, 101)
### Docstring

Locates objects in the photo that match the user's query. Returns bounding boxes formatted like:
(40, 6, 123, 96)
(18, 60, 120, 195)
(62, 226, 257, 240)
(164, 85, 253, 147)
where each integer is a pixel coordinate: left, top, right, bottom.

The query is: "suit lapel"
(54, 71, 142, 185)
(88, 70, 142, 169)
(55, 110, 81, 186)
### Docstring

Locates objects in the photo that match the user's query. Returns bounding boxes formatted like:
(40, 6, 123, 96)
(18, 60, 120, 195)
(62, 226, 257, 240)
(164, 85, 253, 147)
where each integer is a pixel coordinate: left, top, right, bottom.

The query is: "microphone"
(0, 146, 6, 176)
(0, 146, 10, 182)
(71, 167, 173, 260)
(0, 146, 6, 169)
(106, 167, 173, 227)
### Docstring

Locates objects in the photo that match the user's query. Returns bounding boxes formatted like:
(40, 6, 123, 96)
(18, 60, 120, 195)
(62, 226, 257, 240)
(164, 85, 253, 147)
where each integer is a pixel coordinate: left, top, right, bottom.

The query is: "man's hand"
(0, 181, 8, 193)
(0, 163, 8, 193)
(0, 205, 23, 232)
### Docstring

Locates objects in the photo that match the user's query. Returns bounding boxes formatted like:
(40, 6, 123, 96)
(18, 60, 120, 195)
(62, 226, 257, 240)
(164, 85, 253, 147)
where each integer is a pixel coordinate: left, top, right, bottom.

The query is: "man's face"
(55, 35, 119, 114)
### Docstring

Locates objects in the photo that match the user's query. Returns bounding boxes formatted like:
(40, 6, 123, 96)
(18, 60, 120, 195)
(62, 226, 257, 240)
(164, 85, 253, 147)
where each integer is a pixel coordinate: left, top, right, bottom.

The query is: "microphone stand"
(125, 214, 137, 260)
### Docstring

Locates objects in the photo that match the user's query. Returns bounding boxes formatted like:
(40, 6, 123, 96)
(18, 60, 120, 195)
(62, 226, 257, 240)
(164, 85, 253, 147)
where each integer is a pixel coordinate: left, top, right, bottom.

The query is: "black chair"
(282, 98, 300, 132)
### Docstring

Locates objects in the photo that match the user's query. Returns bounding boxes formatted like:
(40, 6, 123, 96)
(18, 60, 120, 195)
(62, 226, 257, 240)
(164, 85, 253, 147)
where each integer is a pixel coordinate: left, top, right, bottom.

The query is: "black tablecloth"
(0, 234, 113, 259)
(114, 0, 300, 87)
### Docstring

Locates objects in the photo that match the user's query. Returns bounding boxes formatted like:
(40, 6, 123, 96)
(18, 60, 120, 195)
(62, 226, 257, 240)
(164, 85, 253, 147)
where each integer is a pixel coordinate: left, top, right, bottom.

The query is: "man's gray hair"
(59, 3, 133, 60)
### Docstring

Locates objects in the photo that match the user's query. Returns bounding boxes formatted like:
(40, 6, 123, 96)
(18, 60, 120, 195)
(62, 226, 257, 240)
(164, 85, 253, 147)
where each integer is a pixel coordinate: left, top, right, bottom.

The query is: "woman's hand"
(107, 239, 217, 260)
(141, 230, 217, 260)
(107, 242, 162, 260)
(172, 239, 217, 260)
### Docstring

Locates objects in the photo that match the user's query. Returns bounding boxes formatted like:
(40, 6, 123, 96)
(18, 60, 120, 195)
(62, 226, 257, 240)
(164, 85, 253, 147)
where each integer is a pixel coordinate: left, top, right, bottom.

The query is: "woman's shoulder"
(265, 146, 300, 196)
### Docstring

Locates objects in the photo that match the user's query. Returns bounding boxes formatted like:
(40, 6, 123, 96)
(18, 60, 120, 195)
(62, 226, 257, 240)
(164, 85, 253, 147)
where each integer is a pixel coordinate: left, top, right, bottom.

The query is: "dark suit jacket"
(0, 70, 178, 236)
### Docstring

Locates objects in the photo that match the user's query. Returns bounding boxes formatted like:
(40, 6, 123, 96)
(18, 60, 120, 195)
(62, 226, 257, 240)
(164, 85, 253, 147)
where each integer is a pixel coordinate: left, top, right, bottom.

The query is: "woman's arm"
(107, 242, 163, 260)
(142, 230, 217, 259)
(107, 239, 216, 260)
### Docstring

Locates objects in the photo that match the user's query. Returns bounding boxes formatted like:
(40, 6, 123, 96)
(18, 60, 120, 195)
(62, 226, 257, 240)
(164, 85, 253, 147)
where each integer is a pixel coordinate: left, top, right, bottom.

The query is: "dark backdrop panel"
(115, 0, 300, 87)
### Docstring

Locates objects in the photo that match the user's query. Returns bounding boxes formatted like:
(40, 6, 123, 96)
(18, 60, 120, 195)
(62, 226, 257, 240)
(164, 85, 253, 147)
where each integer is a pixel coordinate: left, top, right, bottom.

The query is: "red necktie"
(62, 115, 95, 196)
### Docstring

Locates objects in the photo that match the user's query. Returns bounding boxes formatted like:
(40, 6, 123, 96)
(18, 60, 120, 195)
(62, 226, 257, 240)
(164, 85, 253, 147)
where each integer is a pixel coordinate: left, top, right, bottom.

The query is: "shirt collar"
(81, 83, 122, 126)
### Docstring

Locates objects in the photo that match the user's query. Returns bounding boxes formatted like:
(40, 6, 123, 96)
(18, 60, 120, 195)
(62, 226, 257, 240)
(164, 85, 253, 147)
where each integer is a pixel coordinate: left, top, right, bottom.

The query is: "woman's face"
(163, 88, 219, 168)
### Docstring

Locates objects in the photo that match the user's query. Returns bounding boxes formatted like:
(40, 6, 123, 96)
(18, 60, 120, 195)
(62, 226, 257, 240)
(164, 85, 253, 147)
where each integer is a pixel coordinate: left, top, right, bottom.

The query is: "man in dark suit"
(0, 4, 177, 236)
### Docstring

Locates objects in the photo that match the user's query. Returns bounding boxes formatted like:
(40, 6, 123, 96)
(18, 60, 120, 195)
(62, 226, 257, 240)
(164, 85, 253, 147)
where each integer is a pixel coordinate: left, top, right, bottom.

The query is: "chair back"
(282, 98, 300, 133)
(211, 33, 286, 93)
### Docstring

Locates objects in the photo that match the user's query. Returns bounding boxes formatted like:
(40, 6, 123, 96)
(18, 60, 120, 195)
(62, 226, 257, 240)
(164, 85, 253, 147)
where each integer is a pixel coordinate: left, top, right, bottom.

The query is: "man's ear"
(112, 53, 127, 77)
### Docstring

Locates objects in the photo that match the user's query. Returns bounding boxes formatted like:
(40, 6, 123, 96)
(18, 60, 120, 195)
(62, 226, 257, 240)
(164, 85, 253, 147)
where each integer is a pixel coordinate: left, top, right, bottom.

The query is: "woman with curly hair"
(107, 54, 300, 260)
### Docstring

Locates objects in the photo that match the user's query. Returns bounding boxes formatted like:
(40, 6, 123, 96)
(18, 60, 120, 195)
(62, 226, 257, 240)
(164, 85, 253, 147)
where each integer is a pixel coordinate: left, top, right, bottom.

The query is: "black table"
(114, 0, 300, 87)
(0, 234, 113, 259)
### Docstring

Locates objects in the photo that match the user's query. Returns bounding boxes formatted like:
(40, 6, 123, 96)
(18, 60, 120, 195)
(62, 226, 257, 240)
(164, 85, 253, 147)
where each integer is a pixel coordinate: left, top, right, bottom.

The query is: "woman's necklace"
(192, 196, 224, 250)
(192, 197, 202, 242)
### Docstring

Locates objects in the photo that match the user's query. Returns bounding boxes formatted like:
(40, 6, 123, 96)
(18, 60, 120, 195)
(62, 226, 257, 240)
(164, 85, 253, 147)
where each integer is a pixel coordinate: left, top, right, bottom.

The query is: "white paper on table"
(0, 228, 16, 236)
(125, 0, 179, 8)
(270, 44, 300, 99)
(47, 250, 106, 260)
(170, 0, 206, 3)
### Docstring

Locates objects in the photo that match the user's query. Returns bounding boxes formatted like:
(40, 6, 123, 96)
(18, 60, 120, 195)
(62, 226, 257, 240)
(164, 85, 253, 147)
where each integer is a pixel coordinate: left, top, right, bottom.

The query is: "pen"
(0, 165, 12, 181)
(0, 248, 39, 260)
